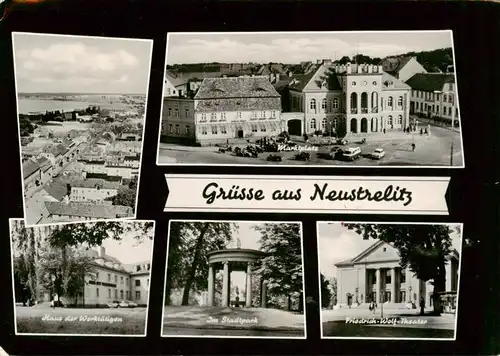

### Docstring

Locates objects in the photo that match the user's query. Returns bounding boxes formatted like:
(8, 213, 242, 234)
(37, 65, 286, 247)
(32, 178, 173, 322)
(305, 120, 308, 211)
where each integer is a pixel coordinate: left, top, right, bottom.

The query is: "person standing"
(54, 293, 59, 308)
(419, 297, 425, 315)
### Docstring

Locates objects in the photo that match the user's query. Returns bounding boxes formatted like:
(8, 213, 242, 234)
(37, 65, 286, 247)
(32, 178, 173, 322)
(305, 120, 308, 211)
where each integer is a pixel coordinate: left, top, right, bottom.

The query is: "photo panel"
(13, 32, 153, 227)
(161, 220, 307, 339)
(157, 30, 464, 168)
(317, 221, 463, 340)
(9, 218, 155, 336)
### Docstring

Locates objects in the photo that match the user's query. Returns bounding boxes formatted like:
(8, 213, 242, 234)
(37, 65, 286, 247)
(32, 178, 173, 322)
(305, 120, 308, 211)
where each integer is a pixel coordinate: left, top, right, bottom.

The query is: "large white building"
(334, 240, 459, 308)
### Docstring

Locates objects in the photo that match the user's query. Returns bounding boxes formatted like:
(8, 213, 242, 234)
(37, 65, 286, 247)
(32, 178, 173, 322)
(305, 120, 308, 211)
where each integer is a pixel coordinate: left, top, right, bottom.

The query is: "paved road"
(162, 326, 304, 337)
(158, 125, 463, 166)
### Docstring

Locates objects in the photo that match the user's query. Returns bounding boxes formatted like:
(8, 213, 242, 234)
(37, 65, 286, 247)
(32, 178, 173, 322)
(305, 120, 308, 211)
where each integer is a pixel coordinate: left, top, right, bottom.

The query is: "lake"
(18, 99, 133, 115)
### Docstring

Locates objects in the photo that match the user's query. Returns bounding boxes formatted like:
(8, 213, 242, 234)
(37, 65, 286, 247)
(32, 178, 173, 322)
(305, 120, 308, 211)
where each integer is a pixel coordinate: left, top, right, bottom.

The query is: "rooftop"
(405, 73, 456, 92)
(45, 201, 133, 219)
(380, 56, 414, 77)
(71, 178, 121, 190)
(194, 76, 281, 100)
(23, 159, 40, 178)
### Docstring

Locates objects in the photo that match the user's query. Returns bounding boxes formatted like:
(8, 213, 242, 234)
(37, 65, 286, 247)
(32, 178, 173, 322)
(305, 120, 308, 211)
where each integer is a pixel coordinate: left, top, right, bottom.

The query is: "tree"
(253, 223, 303, 312)
(320, 274, 332, 308)
(344, 223, 454, 315)
(179, 222, 236, 305)
(113, 186, 136, 208)
(328, 277, 337, 308)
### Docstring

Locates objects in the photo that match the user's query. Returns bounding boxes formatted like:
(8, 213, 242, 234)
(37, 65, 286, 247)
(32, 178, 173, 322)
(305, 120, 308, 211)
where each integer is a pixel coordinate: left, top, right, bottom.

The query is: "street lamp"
(409, 286, 412, 305)
(380, 288, 384, 318)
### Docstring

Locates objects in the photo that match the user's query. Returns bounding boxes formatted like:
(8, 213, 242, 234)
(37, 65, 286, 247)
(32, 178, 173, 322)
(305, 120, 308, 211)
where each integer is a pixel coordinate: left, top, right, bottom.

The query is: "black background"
(1, 0, 499, 354)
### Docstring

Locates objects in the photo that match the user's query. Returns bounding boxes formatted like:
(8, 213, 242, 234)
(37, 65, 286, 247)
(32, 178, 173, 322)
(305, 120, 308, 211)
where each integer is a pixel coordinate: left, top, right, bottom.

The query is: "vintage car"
(341, 147, 362, 161)
(371, 148, 386, 159)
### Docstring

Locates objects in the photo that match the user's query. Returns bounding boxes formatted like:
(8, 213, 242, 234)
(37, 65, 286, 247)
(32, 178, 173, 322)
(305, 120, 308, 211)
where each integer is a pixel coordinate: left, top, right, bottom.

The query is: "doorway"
(287, 119, 302, 136)
(237, 130, 244, 138)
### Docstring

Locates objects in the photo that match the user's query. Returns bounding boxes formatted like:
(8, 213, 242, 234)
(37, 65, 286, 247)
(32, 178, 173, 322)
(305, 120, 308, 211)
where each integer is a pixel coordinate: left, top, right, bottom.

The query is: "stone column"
(357, 92, 361, 114)
(376, 268, 381, 304)
(367, 92, 371, 114)
(207, 264, 214, 306)
(245, 263, 253, 308)
(222, 261, 230, 307)
(346, 92, 351, 115)
(261, 279, 268, 308)
(391, 268, 397, 303)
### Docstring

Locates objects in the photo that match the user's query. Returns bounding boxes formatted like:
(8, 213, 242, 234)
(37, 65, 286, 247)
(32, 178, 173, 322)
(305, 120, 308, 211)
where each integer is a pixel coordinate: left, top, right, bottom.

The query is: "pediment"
(352, 241, 400, 264)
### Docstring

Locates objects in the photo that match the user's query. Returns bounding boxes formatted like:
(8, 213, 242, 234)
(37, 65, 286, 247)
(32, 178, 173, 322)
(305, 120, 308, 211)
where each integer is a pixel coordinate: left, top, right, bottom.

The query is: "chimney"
(378, 65, 383, 73)
(346, 63, 352, 74)
(99, 246, 105, 257)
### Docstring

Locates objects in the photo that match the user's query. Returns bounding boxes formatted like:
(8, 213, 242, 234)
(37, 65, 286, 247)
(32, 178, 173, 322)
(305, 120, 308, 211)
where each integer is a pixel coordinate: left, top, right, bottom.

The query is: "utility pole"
(450, 139, 454, 166)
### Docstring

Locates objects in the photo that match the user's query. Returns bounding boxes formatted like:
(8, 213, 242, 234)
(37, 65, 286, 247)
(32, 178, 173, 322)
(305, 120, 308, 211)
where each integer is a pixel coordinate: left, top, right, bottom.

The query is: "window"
(333, 98, 339, 109)
(448, 107, 452, 115)
(175, 124, 180, 134)
(185, 125, 190, 135)
(362, 81, 367, 86)
(449, 94, 454, 104)
(135, 280, 141, 287)
(261, 111, 266, 118)
(399, 291, 406, 302)
(108, 273, 111, 282)
(221, 126, 227, 134)
(310, 99, 316, 111)
(210, 113, 217, 122)
(136, 291, 141, 301)
(211, 125, 218, 134)
(114, 275, 117, 283)
(397, 96, 403, 107)
(271, 111, 276, 118)
(120, 290, 123, 299)
(96, 288, 99, 297)
(388, 97, 393, 108)
(333, 118, 338, 128)
(386, 270, 392, 284)
(373, 81, 377, 86)
(400, 269, 406, 283)
(260, 124, 266, 132)
(397, 115, 403, 125)
(237, 112, 242, 119)
(449, 83, 453, 91)
(351, 81, 356, 86)
(168, 108, 172, 117)
(321, 118, 327, 130)
(221, 112, 226, 121)
(121, 276, 124, 285)
(252, 111, 257, 119)
(201, 126, 207, 135)
(201, 114, 207, 122)
(126, 278, 129, 286)
(388, 115, 393, 126)
(108, 288, 111, 298)
(185, 108, 189, 118)
(174, 109, 179, 117)
(114, 289, 117, 298)
(321, 98, 327, 110)
(251, 124, 258, 133)
(147, 279, 150, 286)
(310, 118, 316, 130)
(384, 291, 391, 303)
(443, 94, 447, 102)
(169, 124, 173, 133)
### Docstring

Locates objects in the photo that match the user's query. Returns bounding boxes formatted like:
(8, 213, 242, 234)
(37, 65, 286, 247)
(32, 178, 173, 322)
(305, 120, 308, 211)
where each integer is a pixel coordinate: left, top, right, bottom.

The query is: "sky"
(166, 31, 453, 64)
(13, 33, 153, 94)
(317, 222, 462, 280)
(97, 224, 154, 264)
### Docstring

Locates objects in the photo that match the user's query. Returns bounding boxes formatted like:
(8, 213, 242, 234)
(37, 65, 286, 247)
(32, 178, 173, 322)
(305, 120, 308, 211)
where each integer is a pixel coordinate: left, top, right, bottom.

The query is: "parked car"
(119, 300, 138, 308)
(336, 138, 348, 145)
(267, 154, 282, 162)
(371, 148, 385, 159)
(295, 152, 310, 161)
(107, 300, 120, 308)
(342, 147, 362, 161)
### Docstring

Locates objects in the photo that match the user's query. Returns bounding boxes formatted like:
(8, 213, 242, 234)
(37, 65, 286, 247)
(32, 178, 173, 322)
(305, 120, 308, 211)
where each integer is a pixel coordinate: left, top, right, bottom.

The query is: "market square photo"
(317, 222, 463, 340)
(9, 219, 155, 336)
(13, 32, 153, 226)
(158, 30, 463, 167)
(161, 220, 306, 338)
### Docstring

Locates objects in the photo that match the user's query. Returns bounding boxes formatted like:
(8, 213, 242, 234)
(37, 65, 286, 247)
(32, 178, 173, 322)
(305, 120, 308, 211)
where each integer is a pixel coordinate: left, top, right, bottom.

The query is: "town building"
(43, 201, 133, 222)
(22, 159, 42, 196)
(334, 240, 460, 308)
(162, 76, 283, 146)
(405, 73, 460, 127)
(164, 70, 212, 98)
(69, 179, 120, 203)
(380, 56, 428, 83)
(288, 62, 412, 136)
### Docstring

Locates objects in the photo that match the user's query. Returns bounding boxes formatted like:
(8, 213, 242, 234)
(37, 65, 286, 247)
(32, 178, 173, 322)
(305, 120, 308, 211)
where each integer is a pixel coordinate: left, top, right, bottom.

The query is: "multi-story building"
(22, 159, 42, 196)
(405, 73, 460, 127)
(162, 76, 283, 146)
(334, 240, 460, 308)
(288, 61, 412, 136)
(70, 179, 120, 203)
(127, 261, 151, 306)
(43, 201, 133, 222)
(380, 56, 428, 83)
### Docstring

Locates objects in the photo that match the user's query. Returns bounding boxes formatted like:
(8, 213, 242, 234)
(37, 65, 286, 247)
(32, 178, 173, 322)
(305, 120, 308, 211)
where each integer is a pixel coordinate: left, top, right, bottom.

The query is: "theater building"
(335, 240, 459, 308)
(161, 76, 283, 146)
(288, 61, 412, 136)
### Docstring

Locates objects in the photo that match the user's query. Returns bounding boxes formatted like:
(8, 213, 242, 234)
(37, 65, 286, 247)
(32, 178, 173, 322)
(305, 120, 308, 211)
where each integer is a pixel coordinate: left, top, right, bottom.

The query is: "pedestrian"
(412, 143, 416, 152)
(419, 297, 425, 315)
(50, 297, 55, 309)
(54, 293, 59, 308)
(383, 128, 386, 134)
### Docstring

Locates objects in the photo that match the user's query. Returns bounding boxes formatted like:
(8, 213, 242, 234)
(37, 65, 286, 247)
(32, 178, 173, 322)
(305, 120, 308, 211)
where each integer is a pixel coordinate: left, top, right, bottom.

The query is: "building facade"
(70, 179, 120, 203)
(288, 62, 412, 137)
(161, 76, 283, 146)
(406, 73, 460, 127)
(335, 241, 459, 308)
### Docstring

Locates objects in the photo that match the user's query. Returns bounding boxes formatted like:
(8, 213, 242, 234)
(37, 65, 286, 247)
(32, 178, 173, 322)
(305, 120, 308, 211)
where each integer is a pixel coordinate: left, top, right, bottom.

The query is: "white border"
(9, 218, 157, 337)
(316, 220, 464, 341)
(11, 32, 154, 228)
(160, 219, 307, 339)
(156, 30, 464, 169)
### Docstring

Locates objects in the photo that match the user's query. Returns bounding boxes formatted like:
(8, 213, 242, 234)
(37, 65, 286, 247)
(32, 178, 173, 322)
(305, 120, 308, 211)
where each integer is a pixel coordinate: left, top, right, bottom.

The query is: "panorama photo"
(158, 31, 463, 168)
(14, 32, 153, 226)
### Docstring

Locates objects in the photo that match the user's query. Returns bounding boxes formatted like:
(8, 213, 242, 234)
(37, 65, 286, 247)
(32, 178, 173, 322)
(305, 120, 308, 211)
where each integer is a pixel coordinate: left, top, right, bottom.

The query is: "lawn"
(16, 306, 148, 335)
(322, 320, 455, 339)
